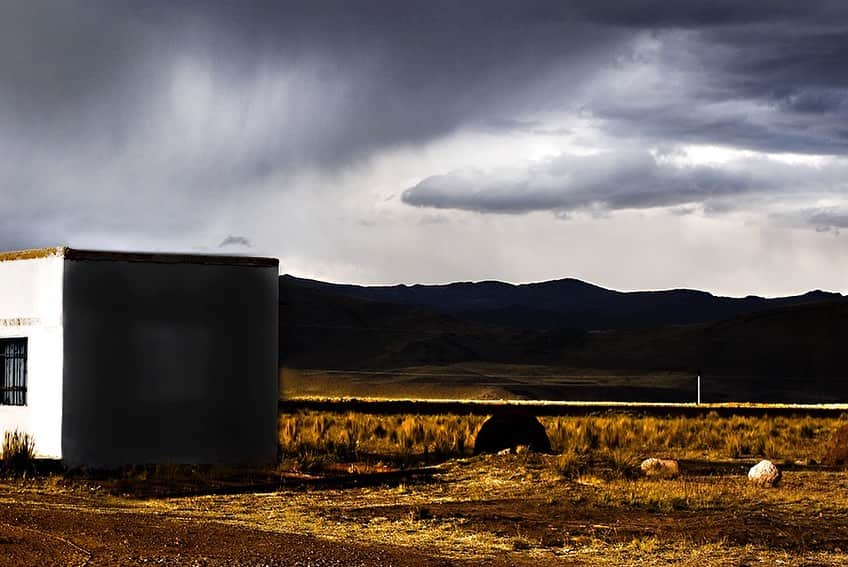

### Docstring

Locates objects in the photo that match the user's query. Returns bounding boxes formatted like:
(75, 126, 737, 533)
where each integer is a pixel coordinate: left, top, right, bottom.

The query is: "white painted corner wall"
(0, 255, 64, 459)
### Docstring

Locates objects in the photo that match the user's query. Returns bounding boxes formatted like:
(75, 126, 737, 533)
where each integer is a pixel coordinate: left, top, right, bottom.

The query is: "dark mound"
(473, 411, 552, 454)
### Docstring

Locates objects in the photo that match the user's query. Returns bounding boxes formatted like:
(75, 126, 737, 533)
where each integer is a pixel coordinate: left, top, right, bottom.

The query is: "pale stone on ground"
(640, 458, 680, 478)
(748, 459, 781, 487)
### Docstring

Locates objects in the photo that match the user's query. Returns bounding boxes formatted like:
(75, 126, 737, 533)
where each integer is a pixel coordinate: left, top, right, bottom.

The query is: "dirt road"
(0, 493, 505, 567)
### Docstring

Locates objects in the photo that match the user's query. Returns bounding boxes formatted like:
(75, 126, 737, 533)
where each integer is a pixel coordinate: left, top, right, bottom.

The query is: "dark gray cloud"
(577, 0, 847, 27)
(402, 151, 848, 214)
(770, 206, 848, 237)
(1, 1, 848, 293)
(219, 235, 253, 248)
(0, 1, 633, 249)
(2, 1, 841, 179)
(808, 210, 848, 228)
(0, 1, 627, 165)
(586, 19, 848, 154)
(803, 208, 848, 232)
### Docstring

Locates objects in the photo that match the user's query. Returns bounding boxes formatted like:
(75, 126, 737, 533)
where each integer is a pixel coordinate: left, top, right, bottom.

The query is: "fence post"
(697, 375, 701, 405)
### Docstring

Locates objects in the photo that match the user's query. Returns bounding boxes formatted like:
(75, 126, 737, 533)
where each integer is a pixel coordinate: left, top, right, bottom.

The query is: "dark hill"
(283, 275, 841, 331)
(562, 298, 848, 376)
(279, 276, 589, 370)
(578, 299, 848, 401)
(280, 276, 848, 379)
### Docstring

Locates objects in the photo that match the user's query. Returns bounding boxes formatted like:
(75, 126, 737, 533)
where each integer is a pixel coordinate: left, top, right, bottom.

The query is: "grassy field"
(3, 410, 848, 565)
(282, 363, 846, 403)
(280, 365, 694, 402)
(6, 436, 848, 565)
(278, 409, 841, 465)
(272, 410, 848, 564)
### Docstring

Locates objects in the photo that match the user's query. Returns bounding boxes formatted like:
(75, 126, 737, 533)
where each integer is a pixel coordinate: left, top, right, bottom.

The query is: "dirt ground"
(0, 490, 498, 566)
(2, 454, 848, 566)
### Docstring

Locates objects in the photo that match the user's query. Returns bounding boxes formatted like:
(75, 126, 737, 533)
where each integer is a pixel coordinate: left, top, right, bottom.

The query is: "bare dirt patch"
(3, 453, 848, 565)
(0, 486, 497, 566)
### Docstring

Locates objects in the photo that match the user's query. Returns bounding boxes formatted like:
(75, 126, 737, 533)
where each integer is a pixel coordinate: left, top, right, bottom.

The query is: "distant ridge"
(279, 275, 848, 400)
(282, 274, 842, 331)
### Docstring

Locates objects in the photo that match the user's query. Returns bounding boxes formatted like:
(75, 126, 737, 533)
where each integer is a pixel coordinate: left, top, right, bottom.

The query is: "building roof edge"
(0, 246, 67, 263)
(0, 246, 278, 268)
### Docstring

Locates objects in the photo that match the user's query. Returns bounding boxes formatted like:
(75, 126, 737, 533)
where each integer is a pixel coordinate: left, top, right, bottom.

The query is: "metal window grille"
(1, 338, 27, 406)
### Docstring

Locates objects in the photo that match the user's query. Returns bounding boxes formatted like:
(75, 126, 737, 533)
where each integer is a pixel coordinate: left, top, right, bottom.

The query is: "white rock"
(748, 459, 781, 487)
(639, 458, 680, 478)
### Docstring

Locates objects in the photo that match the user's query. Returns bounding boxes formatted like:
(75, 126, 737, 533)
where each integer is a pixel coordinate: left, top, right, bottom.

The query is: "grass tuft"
(1, 429, 35, 474)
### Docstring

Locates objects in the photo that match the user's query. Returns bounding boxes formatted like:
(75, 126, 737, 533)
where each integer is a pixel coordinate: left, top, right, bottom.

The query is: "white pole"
(697, 375, 701, 405)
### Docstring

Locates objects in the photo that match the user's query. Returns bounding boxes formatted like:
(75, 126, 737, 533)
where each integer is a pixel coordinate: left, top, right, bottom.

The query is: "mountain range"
(283, 275, 842, 331)
(279, 275, 847, 392)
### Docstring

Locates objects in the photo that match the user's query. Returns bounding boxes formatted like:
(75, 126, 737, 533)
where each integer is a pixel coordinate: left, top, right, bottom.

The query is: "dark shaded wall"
(62, 259, 278, 468)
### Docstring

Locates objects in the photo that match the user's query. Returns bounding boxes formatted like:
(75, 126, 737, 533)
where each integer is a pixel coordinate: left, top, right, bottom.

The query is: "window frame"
(0, 337, 28, 407)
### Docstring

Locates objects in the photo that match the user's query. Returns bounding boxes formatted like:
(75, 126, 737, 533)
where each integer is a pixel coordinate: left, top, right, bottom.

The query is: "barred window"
(1, 338, 27, 406)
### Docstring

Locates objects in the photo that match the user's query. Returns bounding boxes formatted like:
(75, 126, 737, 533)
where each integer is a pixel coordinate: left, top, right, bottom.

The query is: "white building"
(0, 246, 278, 468)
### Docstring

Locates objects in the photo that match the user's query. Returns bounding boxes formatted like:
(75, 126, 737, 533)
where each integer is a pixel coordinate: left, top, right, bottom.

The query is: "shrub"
(822, 423, 848, 465)
(555, 451, 587, 478)
(602, 448, 641, 479)
(1, 429, 36, 474)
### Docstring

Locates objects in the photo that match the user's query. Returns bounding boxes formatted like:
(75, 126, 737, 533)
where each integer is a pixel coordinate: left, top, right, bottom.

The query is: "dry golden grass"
(279, 410, 841, 465)
(1, 429, 35, 474)
(278, 411, 486, 465)
(4, 412, 848, 565)
(543, 412, 836, 461)
(15, 451, 844, 566)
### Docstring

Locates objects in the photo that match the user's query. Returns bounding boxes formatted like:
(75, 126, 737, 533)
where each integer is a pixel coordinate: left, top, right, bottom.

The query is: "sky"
(2, 1, 848, 296)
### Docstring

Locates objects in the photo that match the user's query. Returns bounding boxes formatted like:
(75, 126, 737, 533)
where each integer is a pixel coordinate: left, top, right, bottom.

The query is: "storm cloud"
(1, 1, 848, 294)
(0, 2, 630, 242)
(403, 151, 848, 214)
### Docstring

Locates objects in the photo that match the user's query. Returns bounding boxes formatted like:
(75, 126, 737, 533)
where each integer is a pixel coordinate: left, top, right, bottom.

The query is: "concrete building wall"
(62, 257, 278, 468)
(0, 253, 64, 459)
